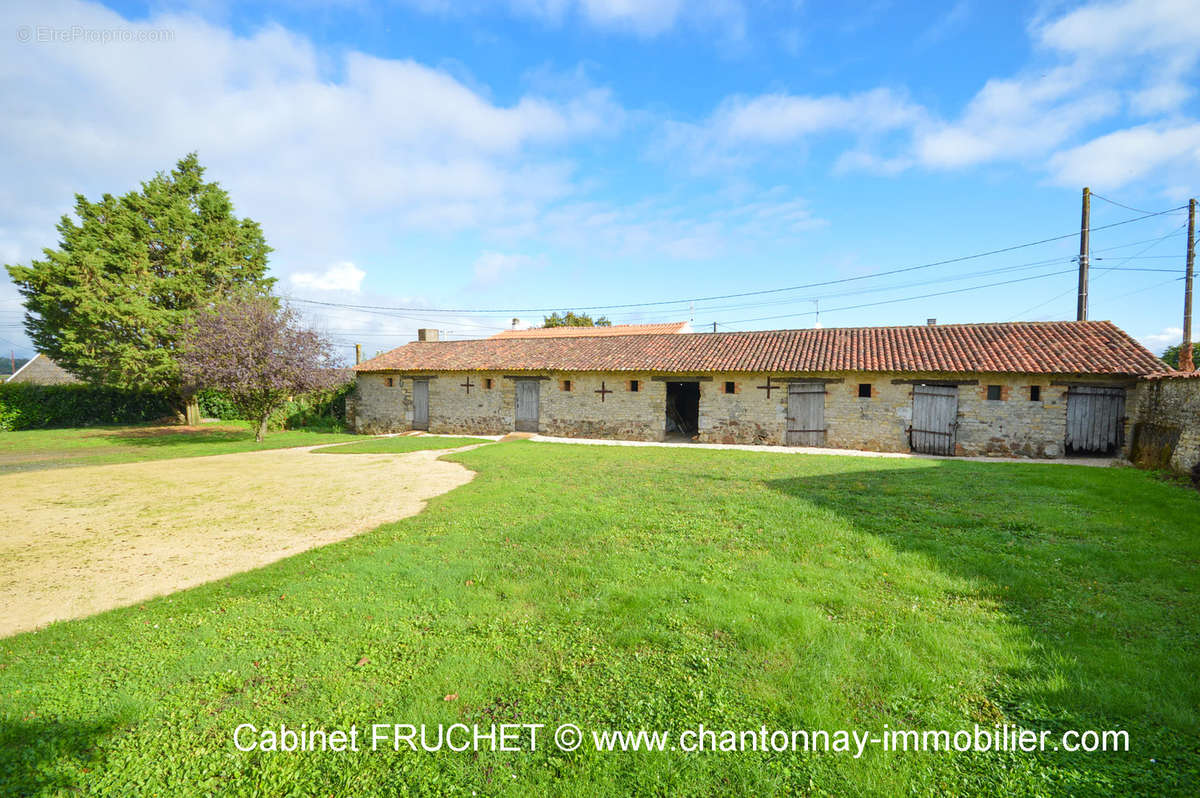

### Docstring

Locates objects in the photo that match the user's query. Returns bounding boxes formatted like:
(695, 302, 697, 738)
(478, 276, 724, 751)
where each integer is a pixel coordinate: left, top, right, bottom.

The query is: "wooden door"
(1066, 386, 1125, 454)
(412, 379, 429, 430)
(786, 383, 826, 446)
(515, 379, 540, 432)
(911, 384, 958, 455)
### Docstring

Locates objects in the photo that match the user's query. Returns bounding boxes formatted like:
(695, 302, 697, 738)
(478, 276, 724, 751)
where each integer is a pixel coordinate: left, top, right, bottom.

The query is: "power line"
(1091, 232, 1187, 253)
(1006, 222, 1187, 321)
(1096, 275, 1184, 306)
(592, 258, 1179, 325)
(721, 267, 1080, 326)
(285, 207, 1188, 317)
(516, 234, 1188, 326)
(1091, 192, 1158, 216)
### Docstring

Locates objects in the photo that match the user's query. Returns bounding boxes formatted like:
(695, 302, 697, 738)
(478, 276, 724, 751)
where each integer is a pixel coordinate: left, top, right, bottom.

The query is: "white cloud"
(518, 192, 826, 260)
(1035, 0, 1200, 60)
(833, 150, 912, 176)
(1129, 81, 1194, 116)
(916, 0, 970, 47)
(656, 88, 924, 174)
(0, 0, 615, 283)
(1034, 0, 1200, 123)
(471, 251, 543, 286)
(579, 0, 683, 35)
(713, 88, 924, 143)
(664, 0, 1200, 180)
(1047, 123, 1200, 188)
(913, 66, 1115, 169)
(289, 261, 366, 293)
(721, 0, 1200, 183)
(903, 1, 1200, 179)
(1140, 325, 1182, 352)
(404, 0, 743, 38)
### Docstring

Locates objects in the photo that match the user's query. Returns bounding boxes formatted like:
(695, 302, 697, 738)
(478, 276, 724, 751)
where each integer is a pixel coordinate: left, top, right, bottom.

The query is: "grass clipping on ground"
(0, 444, 480, 637)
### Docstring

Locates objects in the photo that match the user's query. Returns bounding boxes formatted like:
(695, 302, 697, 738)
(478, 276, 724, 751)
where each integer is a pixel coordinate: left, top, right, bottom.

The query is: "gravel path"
(0, 443, 479, 638)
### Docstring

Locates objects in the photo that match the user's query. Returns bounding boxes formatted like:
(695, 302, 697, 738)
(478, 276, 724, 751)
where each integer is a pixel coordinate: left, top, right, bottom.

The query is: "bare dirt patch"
(0, 445, 479, 637)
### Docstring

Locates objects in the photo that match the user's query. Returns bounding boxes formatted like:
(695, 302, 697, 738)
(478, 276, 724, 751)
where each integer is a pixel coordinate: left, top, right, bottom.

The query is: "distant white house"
(5, 353, 81, 385)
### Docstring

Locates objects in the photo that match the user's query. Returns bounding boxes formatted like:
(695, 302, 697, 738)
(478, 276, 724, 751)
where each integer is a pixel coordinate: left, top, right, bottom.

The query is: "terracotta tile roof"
(490, 321, 690, 339)
(355, 321, 1166, 377)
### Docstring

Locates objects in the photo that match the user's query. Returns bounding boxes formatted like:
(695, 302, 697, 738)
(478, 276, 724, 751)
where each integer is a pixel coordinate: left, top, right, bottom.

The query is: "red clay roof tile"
(355, 321, 1165, 377)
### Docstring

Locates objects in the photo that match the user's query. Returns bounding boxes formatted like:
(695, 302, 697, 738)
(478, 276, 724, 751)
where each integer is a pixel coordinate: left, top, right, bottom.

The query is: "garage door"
(1066, 386, 1125, 454)
(911, 384, 958, 455)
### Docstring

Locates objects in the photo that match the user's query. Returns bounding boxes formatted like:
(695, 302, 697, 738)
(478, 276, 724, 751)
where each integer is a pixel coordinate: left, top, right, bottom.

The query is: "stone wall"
(1130, 376, 1200, 475)
(353, 373, 410, 434)
(354, 369, 1143, 459)
(538, 375, 663, 440)
(699, 371, 1139, 457)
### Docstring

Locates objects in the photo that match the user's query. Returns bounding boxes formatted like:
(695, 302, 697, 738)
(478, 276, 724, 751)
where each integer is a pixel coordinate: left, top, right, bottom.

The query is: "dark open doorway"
(665, 382, 700, 440)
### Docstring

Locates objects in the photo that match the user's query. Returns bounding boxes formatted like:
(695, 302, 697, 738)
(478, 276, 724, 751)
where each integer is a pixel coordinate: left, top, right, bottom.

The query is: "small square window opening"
(1030, 385, 1041, 402)
(384, 377, 394, 387)
(724, 381, 736, 394)
(858, 383, 872, 398)
(987, 385, 1002, 401)
(629, 379, 639, 392)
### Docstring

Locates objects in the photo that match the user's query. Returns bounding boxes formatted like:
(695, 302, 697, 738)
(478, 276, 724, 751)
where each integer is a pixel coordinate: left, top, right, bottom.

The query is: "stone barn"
(351, 320, 1169, 459)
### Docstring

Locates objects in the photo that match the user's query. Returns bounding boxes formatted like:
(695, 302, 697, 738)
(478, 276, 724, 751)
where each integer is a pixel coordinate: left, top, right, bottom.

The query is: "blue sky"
(1, 0, 1198, 361)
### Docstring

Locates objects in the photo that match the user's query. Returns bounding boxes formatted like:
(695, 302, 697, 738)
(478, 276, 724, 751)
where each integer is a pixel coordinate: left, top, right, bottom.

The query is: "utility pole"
(712, 322, 718, 333)
(1076, 186, 1090, 321)
(1181, 198, 1196, 372)
(355, 343, 361, 366)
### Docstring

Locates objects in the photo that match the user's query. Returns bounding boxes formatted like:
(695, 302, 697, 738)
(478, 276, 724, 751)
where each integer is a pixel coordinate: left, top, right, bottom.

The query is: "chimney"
(926, 318, 937, 326)
(417, 328, 440, 342)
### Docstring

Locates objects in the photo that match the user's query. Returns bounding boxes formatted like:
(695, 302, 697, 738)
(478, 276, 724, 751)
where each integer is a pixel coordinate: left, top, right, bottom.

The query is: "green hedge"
(196, 388, 241, 421)
(197, 382, 355, 431)
(0, 383, 174, 431)
(272, 382, 355, 431)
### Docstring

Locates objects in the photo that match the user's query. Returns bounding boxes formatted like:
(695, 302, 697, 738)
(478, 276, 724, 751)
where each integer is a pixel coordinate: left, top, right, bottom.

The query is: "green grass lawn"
(1, 442, 1197, 795)
(0, 422, 360, 473)
(313, 435, 492, 454)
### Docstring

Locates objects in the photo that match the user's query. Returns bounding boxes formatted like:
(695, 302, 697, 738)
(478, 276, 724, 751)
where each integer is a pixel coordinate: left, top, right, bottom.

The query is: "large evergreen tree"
(5, 154, 273, 422)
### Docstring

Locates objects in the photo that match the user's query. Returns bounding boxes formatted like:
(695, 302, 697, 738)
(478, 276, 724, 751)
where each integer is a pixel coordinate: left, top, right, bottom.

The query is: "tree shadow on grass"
(765, 462, 1200, 792)
(0, 717, 117, 795)
(101, 426, 253, 448)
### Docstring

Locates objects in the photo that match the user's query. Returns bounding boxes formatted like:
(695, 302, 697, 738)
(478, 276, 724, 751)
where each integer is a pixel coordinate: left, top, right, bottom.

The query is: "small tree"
(181, 295, 343, 442)
(542, 311, 612, 328)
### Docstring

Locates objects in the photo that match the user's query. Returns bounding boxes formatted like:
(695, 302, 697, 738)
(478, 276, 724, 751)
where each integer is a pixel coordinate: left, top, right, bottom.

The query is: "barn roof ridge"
(356, 320, 1166, 377)
(490, 321, 690, 339)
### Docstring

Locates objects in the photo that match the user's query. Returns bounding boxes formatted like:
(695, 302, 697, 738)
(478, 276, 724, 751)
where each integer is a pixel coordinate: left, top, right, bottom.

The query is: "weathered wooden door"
(911, 384, 958, 455)
(786, 383, 826, 446)
(515, 379, 540, 432)
(412, 379, 429, 430)
(1066, 386, 1125, 454)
